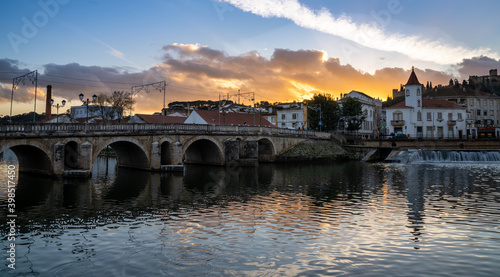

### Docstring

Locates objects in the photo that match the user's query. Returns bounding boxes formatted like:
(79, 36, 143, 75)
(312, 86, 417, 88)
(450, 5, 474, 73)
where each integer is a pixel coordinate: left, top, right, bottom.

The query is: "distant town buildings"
(469, 69, 500, 95)
(184, 109, 274, 127)
(32, 68, 500, 140)
(129, 113, 187, 124)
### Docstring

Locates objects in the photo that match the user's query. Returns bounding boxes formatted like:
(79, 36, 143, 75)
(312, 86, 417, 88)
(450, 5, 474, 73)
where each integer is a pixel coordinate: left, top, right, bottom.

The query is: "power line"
(3, 72, 268, 102)
(42, 73, 140, 85)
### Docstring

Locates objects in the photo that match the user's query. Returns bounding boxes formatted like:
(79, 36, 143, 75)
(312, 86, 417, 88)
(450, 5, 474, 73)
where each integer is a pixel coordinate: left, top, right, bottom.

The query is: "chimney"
(45, 85, 52, 118)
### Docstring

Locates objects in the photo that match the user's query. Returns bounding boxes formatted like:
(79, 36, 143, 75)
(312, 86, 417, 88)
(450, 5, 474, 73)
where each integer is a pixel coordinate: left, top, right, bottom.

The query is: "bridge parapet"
(0, 123, 336, 140)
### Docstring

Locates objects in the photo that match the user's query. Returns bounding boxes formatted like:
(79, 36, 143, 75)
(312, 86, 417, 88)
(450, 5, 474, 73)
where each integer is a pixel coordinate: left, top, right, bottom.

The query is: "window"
(490, 100, 494, 106)
(437, 127, 443, 139)
(437, 112, 442, 120)
(477, 109, 481, 116)
(417, 111, 422, 121)
(490, 110, 494, 116)
(448, 113, 453, 120)
(417, 100, 421, 107)
(393, 112, 403, 120)
(281, 114, 286, 120)
(458, 113, 462, 120)
(484, 110, 488, 116)
(426, 126, 433, 138)
(477, 100, 481, 106)
(292, 113, 297, 120)
(281, 123, 285, 127)
(406, 89, 410, 96)
(427, 112, 432, 121)
(484, 100, 487, 106)
(470, 99, 474, 106)
(417, 88, 421, 96)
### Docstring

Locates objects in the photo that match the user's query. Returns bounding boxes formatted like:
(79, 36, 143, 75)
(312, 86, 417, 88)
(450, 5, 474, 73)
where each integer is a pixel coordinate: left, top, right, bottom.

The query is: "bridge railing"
(0, 123, 340, 141)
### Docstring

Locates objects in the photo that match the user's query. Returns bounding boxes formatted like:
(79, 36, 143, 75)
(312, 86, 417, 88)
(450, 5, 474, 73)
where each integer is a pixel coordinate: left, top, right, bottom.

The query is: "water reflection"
(0, 158, 499, 276)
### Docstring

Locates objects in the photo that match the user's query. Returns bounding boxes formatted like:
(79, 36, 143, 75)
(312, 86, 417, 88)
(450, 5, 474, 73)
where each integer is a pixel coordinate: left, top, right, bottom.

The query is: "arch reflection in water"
(1, 161, 499, 276)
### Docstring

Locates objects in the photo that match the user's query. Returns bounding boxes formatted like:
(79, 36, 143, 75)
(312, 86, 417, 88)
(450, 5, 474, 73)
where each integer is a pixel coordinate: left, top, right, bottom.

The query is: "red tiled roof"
(38, 115, 57, 123)
(136, 114, 186, 124)
(193, 110, 275, 127)
(405, 67, 421, 86)
(422, 99, 463, 109)
(388, 99, 463, 109)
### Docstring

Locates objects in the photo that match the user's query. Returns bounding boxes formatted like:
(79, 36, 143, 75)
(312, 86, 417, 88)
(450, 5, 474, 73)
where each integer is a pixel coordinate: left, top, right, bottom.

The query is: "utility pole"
(131, 81, 167, 123)
(219, 91, 255, 125)
(11, 70, 38, 123)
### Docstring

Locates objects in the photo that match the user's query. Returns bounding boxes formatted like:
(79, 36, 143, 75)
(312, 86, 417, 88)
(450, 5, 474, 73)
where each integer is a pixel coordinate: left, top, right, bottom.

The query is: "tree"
(307, 94, 339, 132)
(341, 97, 365, 132)
(96, 91, 134, 122)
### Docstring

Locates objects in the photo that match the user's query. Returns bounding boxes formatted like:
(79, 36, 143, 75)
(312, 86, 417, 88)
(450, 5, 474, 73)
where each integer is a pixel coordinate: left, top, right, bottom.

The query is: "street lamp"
(79, 93, 97, 123)
(50, 99, 66, 124)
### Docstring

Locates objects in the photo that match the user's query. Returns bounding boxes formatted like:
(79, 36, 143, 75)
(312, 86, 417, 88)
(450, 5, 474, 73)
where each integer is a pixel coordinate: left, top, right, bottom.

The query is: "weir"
(387, 149, 500, 163)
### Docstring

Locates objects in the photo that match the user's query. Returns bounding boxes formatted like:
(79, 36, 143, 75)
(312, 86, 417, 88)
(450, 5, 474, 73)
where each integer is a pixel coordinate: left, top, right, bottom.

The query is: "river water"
(1, 155, 499, 276)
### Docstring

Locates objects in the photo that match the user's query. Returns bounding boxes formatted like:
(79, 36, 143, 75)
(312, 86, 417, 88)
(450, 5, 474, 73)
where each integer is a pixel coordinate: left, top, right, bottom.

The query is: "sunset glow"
(1, 0, 500, 116)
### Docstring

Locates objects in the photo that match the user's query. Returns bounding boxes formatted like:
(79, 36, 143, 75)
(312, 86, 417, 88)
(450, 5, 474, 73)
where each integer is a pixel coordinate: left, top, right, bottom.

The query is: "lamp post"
(309, 104, 322, 131)
(79, 93, 97, 124)
(50, 99, 66, 124)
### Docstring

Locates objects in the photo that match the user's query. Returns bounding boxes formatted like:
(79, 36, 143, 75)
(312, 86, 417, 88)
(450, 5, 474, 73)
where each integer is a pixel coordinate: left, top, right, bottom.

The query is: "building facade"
(339, 90, 383, 138)
(275, 102, 307, 129)
(71, 105, 123, 120)
(385, 68, 467, 139)
(425, 87, 500, 138)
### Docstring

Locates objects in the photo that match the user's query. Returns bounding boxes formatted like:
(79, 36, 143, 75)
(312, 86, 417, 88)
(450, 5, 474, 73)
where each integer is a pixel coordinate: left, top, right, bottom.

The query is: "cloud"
(0, 60, 39, 105)
(3, 44, 499, 116)
(220, 0, 499, 65)
(454, 56, 500, 80)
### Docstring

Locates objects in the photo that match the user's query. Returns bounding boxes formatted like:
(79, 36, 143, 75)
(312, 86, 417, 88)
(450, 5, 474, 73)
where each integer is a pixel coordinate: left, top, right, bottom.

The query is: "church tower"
(404, 67, 422, 108)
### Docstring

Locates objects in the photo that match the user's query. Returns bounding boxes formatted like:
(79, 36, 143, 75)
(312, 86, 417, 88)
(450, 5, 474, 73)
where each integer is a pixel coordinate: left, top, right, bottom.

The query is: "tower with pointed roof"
(404, 66, 422, 108)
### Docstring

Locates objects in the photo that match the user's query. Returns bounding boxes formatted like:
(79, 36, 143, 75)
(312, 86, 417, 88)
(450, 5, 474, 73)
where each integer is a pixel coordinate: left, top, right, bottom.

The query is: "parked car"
(393, 133, 408, 140)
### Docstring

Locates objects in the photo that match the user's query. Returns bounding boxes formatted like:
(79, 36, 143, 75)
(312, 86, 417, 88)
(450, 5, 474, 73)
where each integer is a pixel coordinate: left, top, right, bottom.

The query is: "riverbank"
(276, 140, 349, 161)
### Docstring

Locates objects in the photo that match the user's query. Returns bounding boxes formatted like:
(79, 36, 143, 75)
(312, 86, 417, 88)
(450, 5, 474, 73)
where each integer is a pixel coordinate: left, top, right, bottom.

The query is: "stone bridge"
(0, 123, 342, 177)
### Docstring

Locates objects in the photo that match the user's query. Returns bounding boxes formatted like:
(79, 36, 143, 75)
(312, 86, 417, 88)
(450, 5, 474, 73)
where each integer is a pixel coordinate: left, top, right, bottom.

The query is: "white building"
(339, 90, 382, 138)
(276, 102, 307, 129)
(71, 105, 123, 120)
(385, 68, 467, 139)
(425, 87, 500, 138)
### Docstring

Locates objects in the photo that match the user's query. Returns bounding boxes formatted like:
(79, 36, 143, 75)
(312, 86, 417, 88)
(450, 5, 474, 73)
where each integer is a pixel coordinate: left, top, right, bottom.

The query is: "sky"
(1, 0, 500, 116)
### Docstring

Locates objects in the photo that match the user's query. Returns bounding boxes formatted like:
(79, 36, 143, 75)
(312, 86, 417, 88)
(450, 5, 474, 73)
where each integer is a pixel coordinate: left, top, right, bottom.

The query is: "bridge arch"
(1, 142, 52, 175)
(64, 141, 79, 169)
(183, 137, 224, 165)
(94, 138, 150, 170)
(159, 138, 173, 166)
(258, 138, 276, 162)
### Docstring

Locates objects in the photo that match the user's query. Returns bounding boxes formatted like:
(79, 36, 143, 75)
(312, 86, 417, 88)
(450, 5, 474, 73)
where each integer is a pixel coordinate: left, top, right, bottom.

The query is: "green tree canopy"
(340, 97, 365, 132)
(307, 94, 339, 132)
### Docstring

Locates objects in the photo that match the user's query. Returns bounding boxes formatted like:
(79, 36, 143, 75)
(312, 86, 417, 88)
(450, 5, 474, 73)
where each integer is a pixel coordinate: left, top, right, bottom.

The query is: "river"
(1, 155, 499, 276)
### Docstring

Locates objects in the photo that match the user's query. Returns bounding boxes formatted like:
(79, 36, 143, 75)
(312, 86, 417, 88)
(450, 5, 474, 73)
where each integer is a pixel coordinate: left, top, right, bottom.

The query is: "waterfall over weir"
(390, 149, 500, 163)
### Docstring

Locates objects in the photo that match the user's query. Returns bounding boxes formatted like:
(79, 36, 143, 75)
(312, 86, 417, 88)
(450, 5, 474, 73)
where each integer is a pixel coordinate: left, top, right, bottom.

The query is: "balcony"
(447, 120, 456, 126)
(391, 120, 405, 126)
